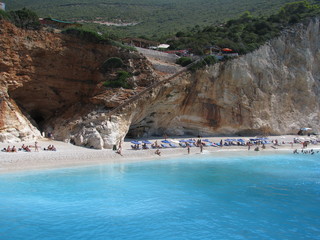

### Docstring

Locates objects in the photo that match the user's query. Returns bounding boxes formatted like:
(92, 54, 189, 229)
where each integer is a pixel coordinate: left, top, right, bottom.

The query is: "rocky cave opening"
(29, 109, 45, 131)
(8, 86, 62, 134)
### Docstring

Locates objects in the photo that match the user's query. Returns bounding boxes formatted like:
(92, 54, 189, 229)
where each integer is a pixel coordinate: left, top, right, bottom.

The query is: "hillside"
(6, 0, 315, 38)
(167, 1, 320, 55)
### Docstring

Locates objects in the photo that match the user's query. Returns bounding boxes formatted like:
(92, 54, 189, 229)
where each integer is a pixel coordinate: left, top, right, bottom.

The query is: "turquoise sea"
(0, 151, 319, 240)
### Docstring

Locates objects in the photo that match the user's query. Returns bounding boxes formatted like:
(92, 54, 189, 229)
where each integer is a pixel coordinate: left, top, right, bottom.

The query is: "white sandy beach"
(0, 135, 318, 174)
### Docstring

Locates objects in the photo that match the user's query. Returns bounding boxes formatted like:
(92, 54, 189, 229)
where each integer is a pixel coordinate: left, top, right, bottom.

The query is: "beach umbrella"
(203, 139, 211, 142)
(187, 139, 196, 143)
(161, 140, 171, 144)
(179, 139, 188, 142)
(142, 140, 152, 144)
(222, 48, 232, 52)
(237, 139, 245, 142)
(131, 140, 140, 145)
(301, 127, 312, 131)
(225, 139, 234, 142)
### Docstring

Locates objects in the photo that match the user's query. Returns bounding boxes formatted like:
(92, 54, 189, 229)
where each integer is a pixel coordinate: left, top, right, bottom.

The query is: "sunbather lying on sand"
(155, 149, 161, 156)
(44, 145, 57, 151)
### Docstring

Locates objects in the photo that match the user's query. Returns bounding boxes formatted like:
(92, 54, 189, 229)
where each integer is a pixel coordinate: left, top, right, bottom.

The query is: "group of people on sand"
(2, 145, 19, 152)
(131, 144, 140, 150)
(1, 142, 57, 153)
(115, 135, 320, 158)
(1, 143, 34, 152)
(151, 141, 160, 149)
(43, 145, 57, 151)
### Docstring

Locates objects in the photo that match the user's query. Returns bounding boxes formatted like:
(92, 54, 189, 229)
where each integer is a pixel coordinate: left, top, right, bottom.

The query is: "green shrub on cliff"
(62, 28, 109, 43)
(7, 8, 40, 30)
(109, 40, 137, 52)
(103, 70, 133, 89)
(176, 57, 193, 67)
(189, 56, 218, 72)
(0, 10, 10, 21)
(1, 8, 40, 30)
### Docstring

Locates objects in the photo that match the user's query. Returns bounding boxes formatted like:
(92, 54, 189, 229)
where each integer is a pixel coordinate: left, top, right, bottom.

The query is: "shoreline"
(0, 135, 318, 174)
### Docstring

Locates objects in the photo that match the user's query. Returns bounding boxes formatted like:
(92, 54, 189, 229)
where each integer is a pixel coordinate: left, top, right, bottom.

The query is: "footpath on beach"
(0, 135, 319, 174)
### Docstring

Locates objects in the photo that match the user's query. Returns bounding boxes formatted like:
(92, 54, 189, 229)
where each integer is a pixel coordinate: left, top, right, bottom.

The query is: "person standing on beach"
(35, 141, 39, 152)
(187, 145, 190, 154)
(164, 133, 167, 140)
(118, 140, 122, 150)
(200, 144, 203, 153)
(116, 148, 123, 156)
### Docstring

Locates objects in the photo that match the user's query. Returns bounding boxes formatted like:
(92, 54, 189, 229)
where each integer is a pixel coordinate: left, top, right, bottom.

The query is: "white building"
(0, 2, 5, 11)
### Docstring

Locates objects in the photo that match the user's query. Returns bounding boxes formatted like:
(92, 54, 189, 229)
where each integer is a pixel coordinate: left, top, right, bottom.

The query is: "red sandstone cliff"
(0, 20, 157, 143)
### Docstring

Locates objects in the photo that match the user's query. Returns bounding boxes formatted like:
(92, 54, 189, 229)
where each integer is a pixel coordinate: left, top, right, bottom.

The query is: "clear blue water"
(0, 152, 320, 240)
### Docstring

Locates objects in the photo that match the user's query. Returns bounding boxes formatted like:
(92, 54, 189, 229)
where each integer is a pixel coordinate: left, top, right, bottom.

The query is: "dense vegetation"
(103, 70, 133, 89)
(188, 56, 219, 72)
(176, 57, 193, 67)
(7, 0, 317, 38)
(62, 28, 108, 43)
(168, 1, 320, 55)
(0, 8, 40, 29)
(3, 1, 320, 58)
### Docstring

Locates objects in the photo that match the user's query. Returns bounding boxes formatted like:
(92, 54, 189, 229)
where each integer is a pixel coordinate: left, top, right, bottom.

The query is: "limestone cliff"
(129, 18, 320, 137)
(1, 18, 320, 148)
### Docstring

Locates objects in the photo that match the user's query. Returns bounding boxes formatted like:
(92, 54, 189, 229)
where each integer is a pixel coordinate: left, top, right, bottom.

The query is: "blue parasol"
(142, 140, 152, 144)
(161, 140, 171, 144)
(131, 140, 140, 145)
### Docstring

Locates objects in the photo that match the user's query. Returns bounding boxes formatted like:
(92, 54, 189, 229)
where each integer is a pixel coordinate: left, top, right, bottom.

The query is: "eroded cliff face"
(0, 20, 157, 145)
(1, 18, 320, 148)
(0, 90, 41, 142)
(129, 18, 320, 137)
